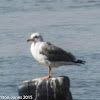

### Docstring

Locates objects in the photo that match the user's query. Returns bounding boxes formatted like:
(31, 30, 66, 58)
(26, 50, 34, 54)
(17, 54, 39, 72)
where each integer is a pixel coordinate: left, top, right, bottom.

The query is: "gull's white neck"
(33, 39, 44, 46)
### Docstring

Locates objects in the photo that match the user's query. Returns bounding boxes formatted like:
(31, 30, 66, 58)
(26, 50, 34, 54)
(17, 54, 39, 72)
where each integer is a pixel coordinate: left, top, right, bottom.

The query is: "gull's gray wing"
(40, 42, 76, 62)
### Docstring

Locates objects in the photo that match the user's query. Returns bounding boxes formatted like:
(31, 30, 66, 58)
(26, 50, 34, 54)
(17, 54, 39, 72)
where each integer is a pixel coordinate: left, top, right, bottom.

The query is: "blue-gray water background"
(0, 0, 100, 100)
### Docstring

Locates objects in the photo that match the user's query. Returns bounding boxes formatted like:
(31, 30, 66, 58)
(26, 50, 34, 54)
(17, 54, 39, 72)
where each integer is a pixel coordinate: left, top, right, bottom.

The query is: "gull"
(27, 33, 85, 79)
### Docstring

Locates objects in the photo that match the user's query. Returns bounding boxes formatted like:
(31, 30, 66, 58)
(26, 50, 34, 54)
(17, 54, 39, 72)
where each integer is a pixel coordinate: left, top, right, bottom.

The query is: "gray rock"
(18, 76, 72, 100)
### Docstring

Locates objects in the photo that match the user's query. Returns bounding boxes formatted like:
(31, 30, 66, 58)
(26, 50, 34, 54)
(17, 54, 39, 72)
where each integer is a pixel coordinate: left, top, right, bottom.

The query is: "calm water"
(0, 0, 100, 100)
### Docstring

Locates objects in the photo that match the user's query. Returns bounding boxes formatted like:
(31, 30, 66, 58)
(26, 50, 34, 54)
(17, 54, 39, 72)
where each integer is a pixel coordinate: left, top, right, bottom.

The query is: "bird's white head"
(27, 33, 43, 43)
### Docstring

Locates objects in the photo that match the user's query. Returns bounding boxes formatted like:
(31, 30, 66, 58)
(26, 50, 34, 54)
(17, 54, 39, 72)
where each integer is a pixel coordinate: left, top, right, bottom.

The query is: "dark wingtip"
(74, 60, 85, 64)
(81, 60, 85, 64)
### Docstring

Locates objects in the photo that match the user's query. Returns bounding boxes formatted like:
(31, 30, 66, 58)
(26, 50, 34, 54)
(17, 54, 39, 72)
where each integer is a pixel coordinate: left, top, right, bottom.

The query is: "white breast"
(30, 42, 48, 65)
(31, 42, 39, 60)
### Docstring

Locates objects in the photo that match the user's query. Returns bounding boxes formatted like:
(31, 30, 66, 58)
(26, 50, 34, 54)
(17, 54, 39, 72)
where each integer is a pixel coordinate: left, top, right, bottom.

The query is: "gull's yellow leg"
(41, 66, 52, 80)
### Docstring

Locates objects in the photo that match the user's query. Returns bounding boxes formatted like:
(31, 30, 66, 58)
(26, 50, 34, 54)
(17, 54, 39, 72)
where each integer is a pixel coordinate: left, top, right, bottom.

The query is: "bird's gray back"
(40, 42, 75, 62)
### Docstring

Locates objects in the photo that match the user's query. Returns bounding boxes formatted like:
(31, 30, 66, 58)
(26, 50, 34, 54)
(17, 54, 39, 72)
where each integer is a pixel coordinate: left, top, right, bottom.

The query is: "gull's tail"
(73, 59, 85, 64)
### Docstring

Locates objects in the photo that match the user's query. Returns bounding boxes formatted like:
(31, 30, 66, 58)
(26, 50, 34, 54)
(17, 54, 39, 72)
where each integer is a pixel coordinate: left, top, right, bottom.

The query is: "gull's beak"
(27, 38, 32, 42)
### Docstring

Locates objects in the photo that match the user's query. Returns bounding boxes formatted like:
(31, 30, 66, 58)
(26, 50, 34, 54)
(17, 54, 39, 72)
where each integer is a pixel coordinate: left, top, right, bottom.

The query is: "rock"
(18, 76, 72, 100)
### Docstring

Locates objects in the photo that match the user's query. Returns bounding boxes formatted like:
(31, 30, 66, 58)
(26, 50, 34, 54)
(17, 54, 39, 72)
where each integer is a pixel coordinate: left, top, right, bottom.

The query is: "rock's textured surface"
(18, 76, 72, 100)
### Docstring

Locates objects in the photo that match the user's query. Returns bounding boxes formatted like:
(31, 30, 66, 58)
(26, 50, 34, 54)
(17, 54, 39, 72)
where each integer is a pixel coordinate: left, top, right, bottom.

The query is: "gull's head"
(27, 33, 43, 42)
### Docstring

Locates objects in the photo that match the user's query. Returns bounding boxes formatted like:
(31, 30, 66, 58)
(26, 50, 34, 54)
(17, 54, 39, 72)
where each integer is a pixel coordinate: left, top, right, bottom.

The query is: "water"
(0, 0, 100, 100)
